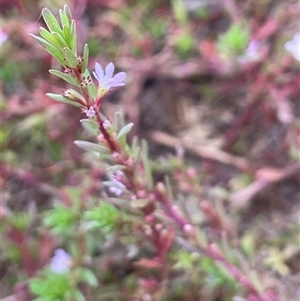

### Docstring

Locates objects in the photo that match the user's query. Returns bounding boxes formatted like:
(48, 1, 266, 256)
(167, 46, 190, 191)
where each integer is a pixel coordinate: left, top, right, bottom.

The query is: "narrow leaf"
(80, 269, 98, 287)
(73, 289, 85, 301)
(29, 34, 66, 66)
(52, 32, 69, 49)
(63, 47, 78, 68)
(46, 93, 84, 108)
(117, 123, 134, 140)
(70, 20, 77, 53)
(50, 21, 65, 38)
(83, 69, 97, 99)
(42, 8, 61, 32)
(114, 111, 125, 132)
(141, 139, 153, 188)
(131, 136, 140, 159)
(68, 89, 86, 103)
(80, 119, 99, 135)
(64, 4, 73, 25)
(39, 27, 57, 45)
(49, 70, 79, 86)
(74, 141, 110, 154)
(29, 34, 58, 51)
(63, 26, 71, 48)
(59, 9, 70, 28)
(81, 44, 89, 73)
(44, 47, 66, 66)
(165, 176, 175, 203)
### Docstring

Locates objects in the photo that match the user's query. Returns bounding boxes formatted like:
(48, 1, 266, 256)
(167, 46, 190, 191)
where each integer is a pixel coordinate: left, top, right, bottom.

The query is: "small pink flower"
(103, 120, 111, 130)
(83, 106, 96, 118)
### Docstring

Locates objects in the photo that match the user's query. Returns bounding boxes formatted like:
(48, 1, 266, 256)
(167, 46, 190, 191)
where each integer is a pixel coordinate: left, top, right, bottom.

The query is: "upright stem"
(73, 68, 92, 107)
(95, 110, 119, 153)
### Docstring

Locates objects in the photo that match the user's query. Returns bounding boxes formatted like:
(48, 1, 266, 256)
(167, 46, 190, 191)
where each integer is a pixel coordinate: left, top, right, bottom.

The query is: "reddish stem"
(73, 68, 92, 107)
(95, 110, 119, 153)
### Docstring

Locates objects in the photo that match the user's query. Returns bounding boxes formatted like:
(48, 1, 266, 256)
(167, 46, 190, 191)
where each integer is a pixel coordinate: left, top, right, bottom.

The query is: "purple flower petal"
(93, 62, 126, 91)
(0, 29, 8, 45)
(105, 62, 115, 80)
(103, 78, 116, 89)
(284, 32, 300, 61)
(94, 62, 104, 82)
(50, 249, 72, 274)
(104, 78, 125, 89)
(93, 71, 100, 83)
(114, 72, 126, 82)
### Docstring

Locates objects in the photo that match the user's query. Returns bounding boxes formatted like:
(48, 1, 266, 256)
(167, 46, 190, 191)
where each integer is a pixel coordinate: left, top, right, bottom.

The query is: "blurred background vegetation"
(1, 0, 299, 300)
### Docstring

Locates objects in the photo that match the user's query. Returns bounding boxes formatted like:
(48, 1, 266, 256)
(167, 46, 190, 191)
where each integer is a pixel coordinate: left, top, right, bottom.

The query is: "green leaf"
(44, 47, 66, 66)
(73, 289, 85, 301)
(131, 136, 140, 159)
(29, 278, 48, 295)
(83, 69, 96, 99)
(52, 32, 69, 49)
(10, 213, 31, 232)
(33, 297, 52, 301)
(42, 8, 61, 33)
(64, 4, 73, 25)
(81, 44, 89, 73)
(84, 202, 119, 230)
(29, 271, 71, 298)
(70, 20, 77, 53)
(63, 47, 78, 68)
(79, 268, 98, 287)
(74, 140, 110, 154)
(39, 27, 56, 45)
(29, 33, 66, 66)
(175, 32, 193, 58)
(218, 24, 249, 57)
(63, 26, 71, 48)
(51, 21, 65, 39)
(46, 93, 84, 108)
(49, 70, 79, 86)
(172, 0, 188, 25)
(141, 139, 153, 189)
(44, 203, 77, 235)
(114, 111, 125, 132)
(59, 9, 70, 28)
(29, 33, 59, 51)
(67, 89, 86, 103)
(80, 119, 99, 135)
(117, 122, 134, 140)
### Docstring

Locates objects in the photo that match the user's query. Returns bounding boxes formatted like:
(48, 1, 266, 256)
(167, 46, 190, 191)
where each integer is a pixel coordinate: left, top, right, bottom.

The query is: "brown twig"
(230, 163, 300, 209)
(147, 130, 254, 171)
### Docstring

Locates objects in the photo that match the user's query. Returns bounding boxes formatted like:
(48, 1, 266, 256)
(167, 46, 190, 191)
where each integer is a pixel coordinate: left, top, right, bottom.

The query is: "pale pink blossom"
(83, 106, 96, 118)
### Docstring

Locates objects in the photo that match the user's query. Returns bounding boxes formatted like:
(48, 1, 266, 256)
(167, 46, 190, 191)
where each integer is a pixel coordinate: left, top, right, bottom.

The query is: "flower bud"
(63, 88, 86, 104)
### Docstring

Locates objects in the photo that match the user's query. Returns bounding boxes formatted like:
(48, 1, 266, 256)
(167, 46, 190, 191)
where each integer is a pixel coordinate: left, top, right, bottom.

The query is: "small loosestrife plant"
(28, 6, 280, 301)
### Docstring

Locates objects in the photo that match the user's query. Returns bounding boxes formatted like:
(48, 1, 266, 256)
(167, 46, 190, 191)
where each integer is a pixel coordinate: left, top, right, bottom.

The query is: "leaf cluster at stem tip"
(29, 4, 88, 73)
